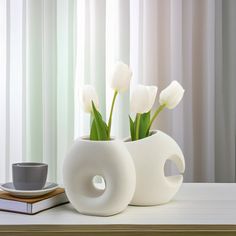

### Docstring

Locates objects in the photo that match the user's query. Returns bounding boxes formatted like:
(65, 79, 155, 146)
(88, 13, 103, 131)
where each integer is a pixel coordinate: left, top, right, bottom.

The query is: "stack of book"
(0, 188, 68, 214)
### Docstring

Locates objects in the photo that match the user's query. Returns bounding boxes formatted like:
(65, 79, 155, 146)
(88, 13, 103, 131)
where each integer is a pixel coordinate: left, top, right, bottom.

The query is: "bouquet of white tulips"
(129, 81, 184, 141)
(80, 62, 132, 140)
(80, 61, 185, 141)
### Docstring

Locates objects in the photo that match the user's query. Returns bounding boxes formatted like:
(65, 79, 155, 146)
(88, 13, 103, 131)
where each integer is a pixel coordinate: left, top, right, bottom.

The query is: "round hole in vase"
(124, 130, 185, 206)
(164, 159, 180, 177)
(92, 175, 106, 192)
(63, 137, 136, 216)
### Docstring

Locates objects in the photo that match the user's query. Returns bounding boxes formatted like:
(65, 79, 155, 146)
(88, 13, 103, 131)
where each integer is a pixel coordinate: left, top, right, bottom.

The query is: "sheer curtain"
(0, 0, 75, 183)
(0, 0, 235, 184)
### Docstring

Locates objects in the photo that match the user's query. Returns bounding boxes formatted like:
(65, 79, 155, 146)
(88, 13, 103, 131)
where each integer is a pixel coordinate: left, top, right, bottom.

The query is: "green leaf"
(139, 111, 151, 139)
(129, 112, 151, 141)
(133, 114, 138, 140)
(129, 116, 135, 141)
(129, 115, 138, 141)
(91, 102, 109, 140)
(90, 119, 99, 140)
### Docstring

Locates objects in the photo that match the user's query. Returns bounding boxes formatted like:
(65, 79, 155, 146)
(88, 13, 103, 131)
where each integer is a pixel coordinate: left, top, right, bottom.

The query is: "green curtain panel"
(0, 0, 75, 183)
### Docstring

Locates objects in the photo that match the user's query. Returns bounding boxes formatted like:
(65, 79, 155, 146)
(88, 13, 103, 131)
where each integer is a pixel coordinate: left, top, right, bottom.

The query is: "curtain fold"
(0, 0, 235, 183)
(215, 0, 236, 182)
(26, 0, 43, 164)
(42, 0, 57, 181)
(0, 0, 7, 181)
(56, 0, 75, 183)
(106, 0, 130, 137)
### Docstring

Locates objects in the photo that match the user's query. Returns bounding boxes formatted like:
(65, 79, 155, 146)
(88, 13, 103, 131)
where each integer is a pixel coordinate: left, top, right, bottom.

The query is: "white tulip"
(111, 61, 132, 92)
(159, 80, 185, 109)
(130, 85, 158, 114)
(79, 85, 99, 113)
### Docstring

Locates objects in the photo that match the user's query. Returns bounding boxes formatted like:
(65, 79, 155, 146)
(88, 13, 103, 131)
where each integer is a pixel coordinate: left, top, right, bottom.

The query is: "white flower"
(111, 61, 132, 92)
(130, 85, 158, 114)
(159, 80, 185, 109)
(79, 85, 99, 113)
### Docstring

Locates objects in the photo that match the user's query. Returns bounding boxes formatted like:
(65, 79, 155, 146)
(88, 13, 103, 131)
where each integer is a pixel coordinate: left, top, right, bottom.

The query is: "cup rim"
(12, 162, 48, 168)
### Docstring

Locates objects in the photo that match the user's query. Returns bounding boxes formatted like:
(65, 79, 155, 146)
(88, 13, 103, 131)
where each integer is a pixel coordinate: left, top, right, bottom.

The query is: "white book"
(0, 188, 68, 214)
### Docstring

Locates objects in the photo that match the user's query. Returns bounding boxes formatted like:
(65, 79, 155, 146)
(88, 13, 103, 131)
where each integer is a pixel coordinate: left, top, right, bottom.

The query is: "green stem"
(146, 104, 166, 133)
(107, 90, 118, 138)
(135, 113, 141, 140)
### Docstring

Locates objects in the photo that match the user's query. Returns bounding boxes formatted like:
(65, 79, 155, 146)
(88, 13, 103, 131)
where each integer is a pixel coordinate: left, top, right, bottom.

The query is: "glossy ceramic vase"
(63, 137, 136, 216)
(124, 130, 185, 206)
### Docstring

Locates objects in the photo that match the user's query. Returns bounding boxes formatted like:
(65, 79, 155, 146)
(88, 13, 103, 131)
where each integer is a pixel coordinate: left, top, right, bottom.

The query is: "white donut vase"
(63, 137, 136, 216)
(124, 130, 185, 206)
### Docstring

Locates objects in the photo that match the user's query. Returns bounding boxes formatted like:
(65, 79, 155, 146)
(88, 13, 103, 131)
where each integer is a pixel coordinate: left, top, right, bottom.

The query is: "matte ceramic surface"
(0, 182, 58, 198)
(12, 162, 48, 190)
(124, 130, 185, 206)
(63, 138, 136, 216)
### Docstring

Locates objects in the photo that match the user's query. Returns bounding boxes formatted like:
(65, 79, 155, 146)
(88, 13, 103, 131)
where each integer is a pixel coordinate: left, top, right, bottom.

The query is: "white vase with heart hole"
(124, 130, 185, 206)
(63, 137, 136, 216)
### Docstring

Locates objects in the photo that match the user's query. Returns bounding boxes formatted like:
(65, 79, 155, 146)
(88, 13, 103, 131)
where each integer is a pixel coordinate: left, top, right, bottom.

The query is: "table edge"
(1, 224, 236, 233)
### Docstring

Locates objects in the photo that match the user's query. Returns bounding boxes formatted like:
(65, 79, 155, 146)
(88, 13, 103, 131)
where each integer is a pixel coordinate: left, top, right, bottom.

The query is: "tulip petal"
(146, 86, 158, 112)
(130, 85, 149, 114)
(130, 85, 158, 114)
(79, 85, 99, 113)
(159, 80, 184, 109)
(111, 61, 132, 92)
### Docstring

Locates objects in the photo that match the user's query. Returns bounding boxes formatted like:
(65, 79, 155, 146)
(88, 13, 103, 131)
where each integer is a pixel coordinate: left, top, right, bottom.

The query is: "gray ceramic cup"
(12, 163, 48, 190)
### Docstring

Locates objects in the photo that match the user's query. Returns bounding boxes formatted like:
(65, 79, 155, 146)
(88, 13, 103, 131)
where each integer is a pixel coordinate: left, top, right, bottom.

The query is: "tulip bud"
(130, 85, 158, 114)
(111, 61, 132, 92)
(79, 85, 99, 113)
(159, 80, 185, 109)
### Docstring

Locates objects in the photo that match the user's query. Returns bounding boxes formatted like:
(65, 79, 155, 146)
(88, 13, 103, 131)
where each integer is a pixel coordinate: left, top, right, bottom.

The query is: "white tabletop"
(1, 183, 236, 225)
